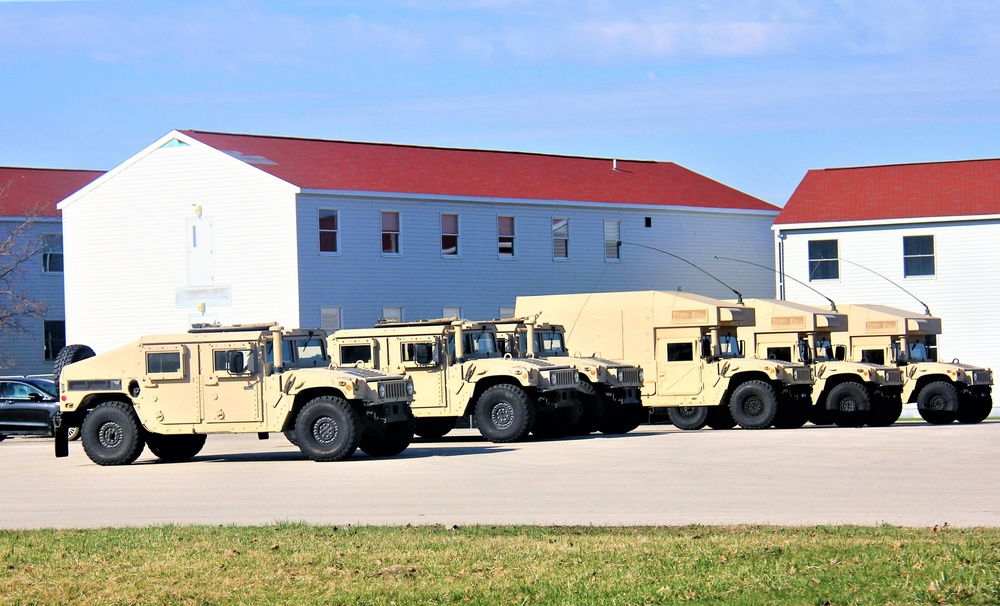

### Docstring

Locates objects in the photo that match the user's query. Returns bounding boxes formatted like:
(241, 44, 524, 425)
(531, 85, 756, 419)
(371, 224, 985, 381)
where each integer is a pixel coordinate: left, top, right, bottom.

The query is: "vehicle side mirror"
(28, 392, 43, 402)
(700, 336, 712, 358)
(834, 346, 846, 361)
(228, 351, 246, 374)
(416, 346, 433, 365)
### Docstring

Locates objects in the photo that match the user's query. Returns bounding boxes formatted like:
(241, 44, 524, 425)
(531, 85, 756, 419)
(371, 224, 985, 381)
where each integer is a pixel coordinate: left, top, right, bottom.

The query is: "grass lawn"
(2, 524, 998, 605)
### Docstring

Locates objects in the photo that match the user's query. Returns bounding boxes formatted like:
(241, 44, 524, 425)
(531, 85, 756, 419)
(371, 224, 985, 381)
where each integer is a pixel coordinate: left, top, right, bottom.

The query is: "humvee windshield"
(515, 330, 568, 357)
(266, 336, 328, 369)
(811, 337, 836, 362)
(907, 338, 936, 363)
(718, 334, 742, 358)
(448, 329, 498, 359)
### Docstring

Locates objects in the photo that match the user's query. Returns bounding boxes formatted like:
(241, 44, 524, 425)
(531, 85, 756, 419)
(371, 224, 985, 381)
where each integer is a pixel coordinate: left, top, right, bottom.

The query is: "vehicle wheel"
(728, 381, 778, 429)
(771, 398, 810, 429)
(295, 396, 361, 461)
(917, 382, 959, 425)
(956, 392, 993, 424)
(827, 382, 870, 428)
(53, 344, 96, 389)
(0, 436, 6, 443)
(600, 402, 645, 434)
(867, 394, 903, 427)
(360, 416, 415, 457)
(80, 401, 145, 466)
(145, 433, 207, 462)
(66, 426, 81, 441)
(572, 382, 604, 435)
(474, 384, 535, 443)
(414, 417, 457, 440)
(667, 406, 708, 430)
(284, 429, 299, 446)
(706, 405, 737, 429)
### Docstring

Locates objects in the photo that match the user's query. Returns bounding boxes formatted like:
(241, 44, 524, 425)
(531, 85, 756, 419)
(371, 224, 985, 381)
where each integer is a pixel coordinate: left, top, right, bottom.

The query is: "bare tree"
(0, 180, 49, 369)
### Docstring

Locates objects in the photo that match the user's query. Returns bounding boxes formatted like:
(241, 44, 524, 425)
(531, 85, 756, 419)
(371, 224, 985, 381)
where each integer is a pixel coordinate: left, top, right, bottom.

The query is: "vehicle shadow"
(136, 443, 516, 465)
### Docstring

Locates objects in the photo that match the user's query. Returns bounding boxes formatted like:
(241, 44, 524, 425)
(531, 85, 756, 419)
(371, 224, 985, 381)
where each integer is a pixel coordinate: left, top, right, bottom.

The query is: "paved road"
(2, 421, 998, 529)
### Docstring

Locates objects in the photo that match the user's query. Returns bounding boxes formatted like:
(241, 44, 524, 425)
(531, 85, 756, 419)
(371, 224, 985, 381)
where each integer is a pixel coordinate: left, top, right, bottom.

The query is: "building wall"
(296, 192, 779, 329)
(61, 138, 301, 353)
(775, 218, 1000, 376)
(0, 217, 64, 375)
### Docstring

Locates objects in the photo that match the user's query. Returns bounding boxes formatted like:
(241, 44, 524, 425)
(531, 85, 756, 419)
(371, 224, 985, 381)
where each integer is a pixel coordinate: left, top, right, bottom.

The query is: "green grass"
(1, 524, 998, 605)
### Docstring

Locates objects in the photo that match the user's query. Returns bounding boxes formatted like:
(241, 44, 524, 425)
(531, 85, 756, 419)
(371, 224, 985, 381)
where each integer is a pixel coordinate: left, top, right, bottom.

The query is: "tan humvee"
(491, 317, 645, 435)
(55, 323, 415, 465)
(515, 291, 814, 430)
(327, 318, 579, 442)
(831, 304, 993, 424)
(735, 299, 904, 428)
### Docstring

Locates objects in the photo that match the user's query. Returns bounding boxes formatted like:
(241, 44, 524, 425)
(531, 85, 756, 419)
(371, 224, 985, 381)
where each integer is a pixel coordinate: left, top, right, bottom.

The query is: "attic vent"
(222, 150, 277, 165)
(160, 138, 190, 148)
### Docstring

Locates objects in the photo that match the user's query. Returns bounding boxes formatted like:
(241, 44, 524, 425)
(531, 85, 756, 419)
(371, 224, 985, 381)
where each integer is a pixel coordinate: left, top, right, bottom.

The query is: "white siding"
(61, 137, 301, 352)
(776, 219, 1000, 377)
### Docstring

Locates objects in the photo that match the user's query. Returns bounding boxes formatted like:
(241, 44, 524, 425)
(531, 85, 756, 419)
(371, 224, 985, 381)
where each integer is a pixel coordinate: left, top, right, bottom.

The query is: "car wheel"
(295, 396, 361, 461)
(80, 401, 145, 466)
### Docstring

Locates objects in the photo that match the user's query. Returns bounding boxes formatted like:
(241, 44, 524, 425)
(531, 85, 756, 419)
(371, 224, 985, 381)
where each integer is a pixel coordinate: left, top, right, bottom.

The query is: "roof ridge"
(819, 157, 1000, 172)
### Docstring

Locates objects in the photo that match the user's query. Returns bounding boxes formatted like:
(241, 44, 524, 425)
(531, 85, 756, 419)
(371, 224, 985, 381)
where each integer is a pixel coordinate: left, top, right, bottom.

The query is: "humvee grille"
(883, 370, 903, 384)
(971, 370, 992, 385)
(549, 369, 577, 387)
(793, 368, 812, 383)
(379, 380, 410, 401)
(617, 368, 642, 385)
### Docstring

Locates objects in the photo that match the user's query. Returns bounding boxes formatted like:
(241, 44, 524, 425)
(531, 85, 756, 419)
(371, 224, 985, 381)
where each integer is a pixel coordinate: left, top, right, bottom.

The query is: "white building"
(773, 158, 1000, 382)
(59, 130, 782, 352)
(0, 167, 102, 374)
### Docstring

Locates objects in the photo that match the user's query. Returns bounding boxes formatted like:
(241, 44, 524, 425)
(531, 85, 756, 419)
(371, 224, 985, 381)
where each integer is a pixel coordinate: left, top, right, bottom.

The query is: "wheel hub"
(491, 402, 515, 430)
(744, 396, 765, 417)
(98, 422, 123, 449)
(312, 416, 340, 444)
(840, 397, 859, 413)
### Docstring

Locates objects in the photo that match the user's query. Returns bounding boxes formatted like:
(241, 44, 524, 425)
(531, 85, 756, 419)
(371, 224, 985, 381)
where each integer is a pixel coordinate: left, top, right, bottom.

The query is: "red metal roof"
(775, 159, 1000, 225)
(180, 130, 776, 212)
(0, 167, 104, 218)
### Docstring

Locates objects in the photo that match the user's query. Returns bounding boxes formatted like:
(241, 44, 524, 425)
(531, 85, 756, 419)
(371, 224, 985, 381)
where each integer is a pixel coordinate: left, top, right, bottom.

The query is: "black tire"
(53, 344, 96, 389)
(827, 382, 870, 428)
(359, 416, 415, 457)
(600, 402, 645, 434)
(706, 405, 737, 429)
(80, 401, 145, 466)
(667, 406, 708, 430)
(284, 429, 299, 446)
(572, 382, 604, 435)
(917, 382, 959, 425)
(294, 396, 361, 461)
(956, 392, 993, 424)
(728, 381, 778, 429)
(145, 433, 207, 462)
(414, 417, 457, 440)
(0, 436, 6, 443)
(474, 384, 535, 443)
(867, 394, 903, 427)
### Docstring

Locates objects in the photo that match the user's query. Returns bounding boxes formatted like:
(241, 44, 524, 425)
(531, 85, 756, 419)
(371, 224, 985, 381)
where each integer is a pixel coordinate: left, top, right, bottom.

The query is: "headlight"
(616, 369, 624, 382)
(378, 383, 387, 398)
(638, 370, 644, 382)
(406, 380, 415, 396)
(548, 371, 558, 384)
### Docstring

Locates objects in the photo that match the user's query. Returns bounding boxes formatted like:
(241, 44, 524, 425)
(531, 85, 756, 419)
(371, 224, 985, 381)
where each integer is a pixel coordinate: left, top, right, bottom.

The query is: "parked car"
(0, 377, 60, 442)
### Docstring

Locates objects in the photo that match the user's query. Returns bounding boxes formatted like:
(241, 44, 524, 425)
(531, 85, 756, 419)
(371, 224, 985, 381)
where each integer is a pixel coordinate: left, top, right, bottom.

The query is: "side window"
(381, 210, 400, 255)
(340, 344, 373, 365)
(41, 234, 63, 273)
(402, 342, 436, 366)
(319, 209, 338, 253)
(808, 240, 839, 280)
(295, 338, 326, 367)
(214, 348, 255, 375)
(903, 235, 934, 277)
(666, 342, 694, 362)
(766, 346, 792, 361)
(860, 349, 885, 365)
(552, 217, 569, 259)
(43, 320, 65, 361)
(441, 213, 459, 256)
(604, 219, 621, 260)
(145, 348, 186, 380)
(498, 215, 515, 257)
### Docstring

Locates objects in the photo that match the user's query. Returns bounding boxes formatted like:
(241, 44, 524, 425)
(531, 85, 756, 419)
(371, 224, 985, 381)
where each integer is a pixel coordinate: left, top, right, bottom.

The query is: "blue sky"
(2, 0, 1000, 205)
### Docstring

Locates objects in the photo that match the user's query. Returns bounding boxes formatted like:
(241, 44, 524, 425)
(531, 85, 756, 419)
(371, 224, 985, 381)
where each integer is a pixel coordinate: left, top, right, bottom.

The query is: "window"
(441, 213, 459, 256)
(318, 209, 338, 253)
(903, 235, 935, 277)
(552, 217, 569, 258)
(498, 215, 515, 257)
(340, 344, 373, 365)
(860, 349, 885, 365)
(808, 240, 839, 280)
(214, 348, 254, 374)
(604, 220, 621, 260)
(402, 342, 436, 365)
(321, 306, 342, 332)
(443, 306, 462, 318)
(666, 342, 694, 362)
(766, 346, 792, 362)
(381, 211, 400, 254)
(147, 352, 182, 374)
(43, 320, 65, 361)
(40, 234, 63, 273)
(382, 306, 403, 322)
(499, 306, 515, 318)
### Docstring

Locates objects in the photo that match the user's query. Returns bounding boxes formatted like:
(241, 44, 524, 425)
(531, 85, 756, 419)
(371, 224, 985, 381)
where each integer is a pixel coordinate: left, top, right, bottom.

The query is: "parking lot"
(2, 421, 998, 529)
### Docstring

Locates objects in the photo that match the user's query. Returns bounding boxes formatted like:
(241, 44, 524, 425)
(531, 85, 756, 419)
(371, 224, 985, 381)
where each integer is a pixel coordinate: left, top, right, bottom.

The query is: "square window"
(808, 240, 839, 280)
(382, 211, 400, 254)
(41, 234, 63, 273)
(903, 235, 935, 277)
(319, 210, 338, 253)
(382, 306, 403, 322)
(321, 306, 342, 331)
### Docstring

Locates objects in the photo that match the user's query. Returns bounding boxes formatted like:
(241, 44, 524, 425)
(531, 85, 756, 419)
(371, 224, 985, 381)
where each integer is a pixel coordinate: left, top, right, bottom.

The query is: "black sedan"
(0, 377, 60, 441)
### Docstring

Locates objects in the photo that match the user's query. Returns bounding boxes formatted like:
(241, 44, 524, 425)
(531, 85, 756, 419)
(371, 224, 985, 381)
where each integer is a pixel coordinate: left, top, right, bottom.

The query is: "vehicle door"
(656, 338, 705, 397)
(199, 342, 262, 424)
(0, 380, 54, 433)
(398, 338, 447, 409)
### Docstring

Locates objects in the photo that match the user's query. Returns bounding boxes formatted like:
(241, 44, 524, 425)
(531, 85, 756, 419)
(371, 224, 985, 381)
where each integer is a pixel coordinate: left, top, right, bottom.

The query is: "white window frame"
(604, 219, 621, 261)
(552, 217, 569, 260)
(381, 210, 401, 256)
(903, 235, 935, 278)
(441, 213, 460, 257)
(807, 239, 840, 281)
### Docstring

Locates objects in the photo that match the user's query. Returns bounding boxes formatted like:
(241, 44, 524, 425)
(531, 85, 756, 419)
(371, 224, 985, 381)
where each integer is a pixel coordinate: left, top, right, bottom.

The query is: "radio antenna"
(838, 257, 931, 315)
(619, 241, 743, 304)
(715, 256, 837, 312)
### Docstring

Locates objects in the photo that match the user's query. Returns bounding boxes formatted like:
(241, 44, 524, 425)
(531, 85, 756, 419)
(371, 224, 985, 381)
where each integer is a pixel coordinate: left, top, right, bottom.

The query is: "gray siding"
(296, 193, 778, 328)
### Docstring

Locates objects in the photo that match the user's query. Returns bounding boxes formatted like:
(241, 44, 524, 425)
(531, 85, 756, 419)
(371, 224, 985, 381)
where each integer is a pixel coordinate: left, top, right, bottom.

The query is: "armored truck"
(492, 317, 645, 434)
(735, 299, 904, 428)
(831, 304, 993, 424)
(515, 291, 814, 430)
(327, 318, 579, 443)
(55, 323, 415, 465)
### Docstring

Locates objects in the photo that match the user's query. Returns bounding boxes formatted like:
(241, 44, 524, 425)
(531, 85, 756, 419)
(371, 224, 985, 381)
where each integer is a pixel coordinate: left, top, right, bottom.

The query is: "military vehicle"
(492, 317, 645, 434)
(55, 323, 415, 465)
(327, 318, 579, 442)
(515, 291, 814, 430)
(735, 299, 904, 428)
(831, 304, 993, 424)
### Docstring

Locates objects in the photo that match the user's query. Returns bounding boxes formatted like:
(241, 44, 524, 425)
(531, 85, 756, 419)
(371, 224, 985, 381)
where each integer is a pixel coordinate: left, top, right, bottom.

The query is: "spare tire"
(53, 344, 96, 389)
